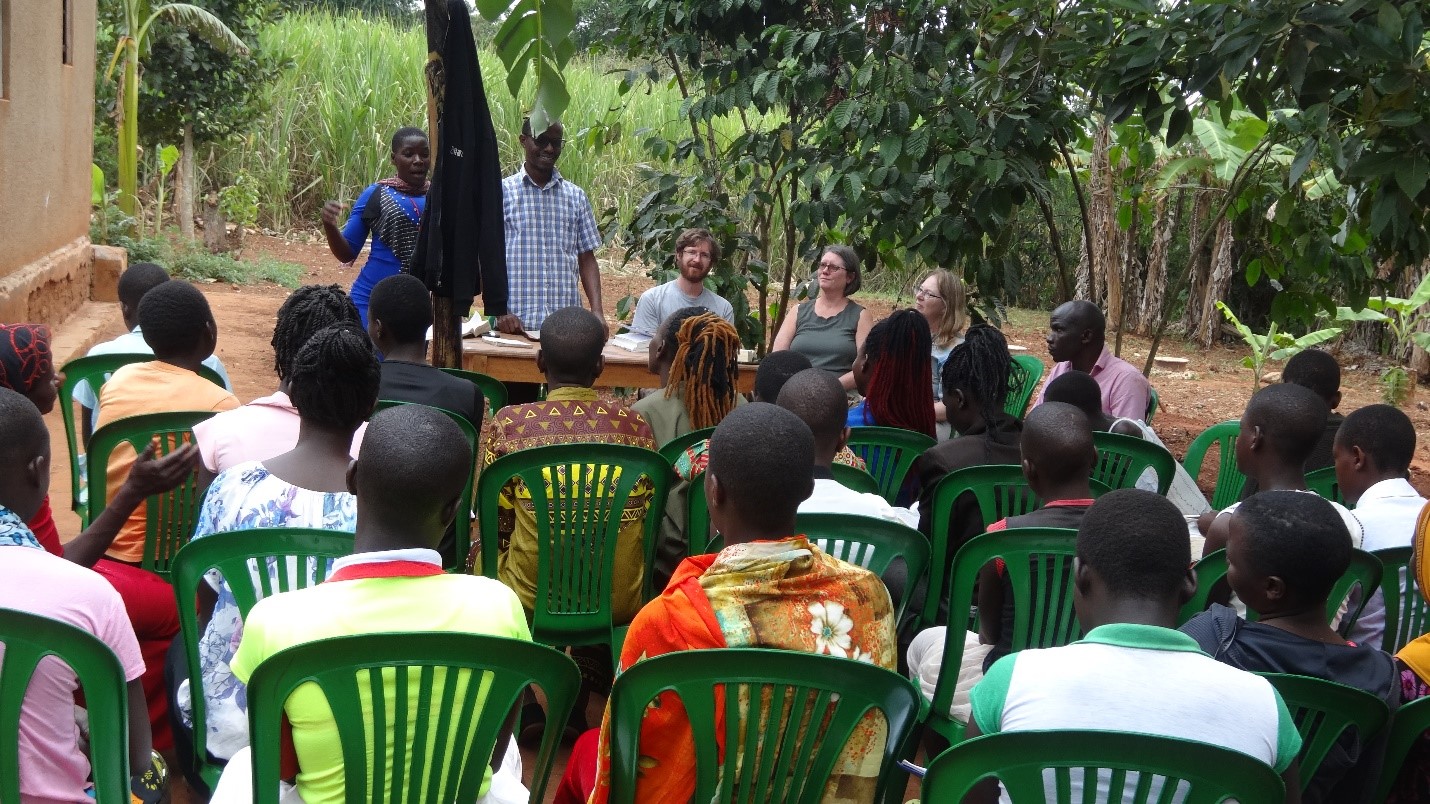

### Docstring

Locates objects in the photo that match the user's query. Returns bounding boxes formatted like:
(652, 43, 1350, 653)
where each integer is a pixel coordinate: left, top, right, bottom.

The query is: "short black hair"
(708, 403, 815, 529)
(1243, 383, 1330, 467)
(1283, 349, 1340, 403)
(0, 386, 48, 464)
(288, 323, 381, 432)
(137, 280, 214, 359)
(775, 368, 847, 457)
(1077, 489, 1190, 600)
(390, 127, 427, 153)
(1022, 402, 1095, 482)
(1043, 370, 1103, 423)
(368, 274, 432, 344)
(1236, 491, 1351, 603)
(355, 404, 471, 523)
(118, 262, 170, 310)
(271, 285, 362, 381)
(539, 307, 606, 378)
(1337, 404, 1416, 475)
(754, 350, 813, 403)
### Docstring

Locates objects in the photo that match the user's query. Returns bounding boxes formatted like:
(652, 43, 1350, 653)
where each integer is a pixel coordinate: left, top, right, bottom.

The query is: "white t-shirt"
(971, 623, 1300, 802)
(799, 478, 919, 528)
(628, 281, 736, 336)
(1346, 477, 1426, 646)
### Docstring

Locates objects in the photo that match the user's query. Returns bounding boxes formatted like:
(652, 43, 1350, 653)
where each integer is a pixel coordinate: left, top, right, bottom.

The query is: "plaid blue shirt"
(501, 167, 602, 329)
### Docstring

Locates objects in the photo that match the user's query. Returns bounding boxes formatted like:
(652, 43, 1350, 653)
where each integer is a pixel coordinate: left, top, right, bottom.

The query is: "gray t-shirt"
(629, 280, 736, 336)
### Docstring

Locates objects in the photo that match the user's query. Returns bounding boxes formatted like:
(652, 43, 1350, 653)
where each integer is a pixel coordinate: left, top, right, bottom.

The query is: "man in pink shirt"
(1035, 300, 1150, 421)
(0, 388, 159, 802)
(194, 285, 367, 485)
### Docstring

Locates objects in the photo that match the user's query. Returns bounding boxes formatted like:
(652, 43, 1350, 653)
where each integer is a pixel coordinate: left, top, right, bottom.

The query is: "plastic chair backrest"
(170, 527, 356, 788)
(1375, 693, 1430, 803)
(476, 443, 671, 647)
(921, 729, 1286, 802)
(245, 633, 579, 804)
(1178, 548, 1229, 624)
(373, 400, 478, 571)
(924, 465, 1109, 626)
(1005, 354, 1044, 418)
(656, 427, 717, 467)
(687, 469, 717, 554)
(829, 462, 882, 495)
(1372, 546, 1430, 654)
(925, 528, 1081, 743)
(1146, 387, 1160, 423)
(1092, 430, 1177, 494)
(1329, 549, 1382, 634)
(1259, 672, 1390, 784)
(0, 609, 132, 803)
(797, 512, 930, 623)
(437, 366, 508, 414)
(606, 648, 922, 804)
(87, 410, 216, 578)
(1182, 420, 1245, 510)
(845, 426, 936, 505)
(1305, 466, 1347, 506)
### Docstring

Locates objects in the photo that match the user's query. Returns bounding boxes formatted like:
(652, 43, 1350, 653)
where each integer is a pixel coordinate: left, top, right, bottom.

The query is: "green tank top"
(790, 300, 864, 375)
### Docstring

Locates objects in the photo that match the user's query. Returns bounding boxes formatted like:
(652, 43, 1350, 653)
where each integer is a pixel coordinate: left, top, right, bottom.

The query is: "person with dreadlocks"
(846, 310, 936, 439)
(193, 285, 367, 486)
(170, 323, 378, 787)
(633, 307, 745, 446)
(909, 324, 1026, 624)
(320, 127, 430, 326)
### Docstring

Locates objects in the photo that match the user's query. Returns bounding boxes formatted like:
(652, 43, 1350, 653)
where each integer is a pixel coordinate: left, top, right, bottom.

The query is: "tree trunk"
(1138, 188, 1180, 336)
(177, 124, 196, 240)
(1193, 217, 1235, 347)
(1077, 122, 1116, 305)
(1179, 182, 1214, 337)
(202, 194, 227, 254)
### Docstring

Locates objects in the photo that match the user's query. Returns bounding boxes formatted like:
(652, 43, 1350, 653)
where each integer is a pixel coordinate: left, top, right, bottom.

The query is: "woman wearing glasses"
(915, 269, 968, 439)
(771, 245, 874, 391)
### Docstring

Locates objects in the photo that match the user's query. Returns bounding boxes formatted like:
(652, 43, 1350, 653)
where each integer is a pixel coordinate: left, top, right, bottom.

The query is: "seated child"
(1243, 348, 1343, 497)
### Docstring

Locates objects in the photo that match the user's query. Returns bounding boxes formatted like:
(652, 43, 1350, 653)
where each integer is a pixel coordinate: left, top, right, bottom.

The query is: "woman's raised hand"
(321, 200, 348, 229)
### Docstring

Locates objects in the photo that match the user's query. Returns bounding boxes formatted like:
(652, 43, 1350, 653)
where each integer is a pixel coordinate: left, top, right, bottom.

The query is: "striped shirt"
(501, 167, 602, 330)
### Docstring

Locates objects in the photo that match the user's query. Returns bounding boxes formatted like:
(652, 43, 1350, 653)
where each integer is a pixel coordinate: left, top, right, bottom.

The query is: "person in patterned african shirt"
(480, 307, 658, 624)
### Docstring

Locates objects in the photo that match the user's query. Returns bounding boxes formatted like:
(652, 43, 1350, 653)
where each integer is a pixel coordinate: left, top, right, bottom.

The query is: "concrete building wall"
(0, 0, 98, 326)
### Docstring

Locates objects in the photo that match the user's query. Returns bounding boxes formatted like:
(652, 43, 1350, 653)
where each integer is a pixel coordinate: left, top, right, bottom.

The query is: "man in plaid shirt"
(497, 118, 604, 337)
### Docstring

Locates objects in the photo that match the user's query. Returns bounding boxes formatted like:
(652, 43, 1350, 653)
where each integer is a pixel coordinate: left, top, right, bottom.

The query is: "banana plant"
(1216, 301, 1343, 397)
(1334, 272, 1430, 405)
(106, 1, 248, 228)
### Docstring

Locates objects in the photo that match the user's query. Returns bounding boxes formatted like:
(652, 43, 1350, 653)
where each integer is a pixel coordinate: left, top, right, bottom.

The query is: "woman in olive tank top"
(771, 245, 875, 390)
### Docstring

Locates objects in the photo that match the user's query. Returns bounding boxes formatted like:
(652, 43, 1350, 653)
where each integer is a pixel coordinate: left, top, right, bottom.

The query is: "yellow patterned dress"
(480, 386, 658, 623)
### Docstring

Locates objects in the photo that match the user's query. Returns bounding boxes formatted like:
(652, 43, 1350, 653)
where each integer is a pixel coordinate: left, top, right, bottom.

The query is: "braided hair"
(862, 310, 936, 439)
(271, 285, 361, 381)
(662, 310, 742, 430)
(942, 324, 1016, 449)
(288, 323, 381, 433)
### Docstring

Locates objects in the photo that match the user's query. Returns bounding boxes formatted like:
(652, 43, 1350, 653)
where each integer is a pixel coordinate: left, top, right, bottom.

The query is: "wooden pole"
(425, 0, 462, 368)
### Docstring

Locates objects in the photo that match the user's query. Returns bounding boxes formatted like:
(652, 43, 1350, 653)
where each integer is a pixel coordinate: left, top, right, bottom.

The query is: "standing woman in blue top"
(320, 127, 430, 326)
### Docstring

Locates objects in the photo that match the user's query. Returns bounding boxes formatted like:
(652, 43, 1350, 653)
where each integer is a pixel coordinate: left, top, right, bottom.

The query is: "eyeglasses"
(681, 248, 714, 261)
(817, 261, 847, 273)
(913, 286, 942, 301)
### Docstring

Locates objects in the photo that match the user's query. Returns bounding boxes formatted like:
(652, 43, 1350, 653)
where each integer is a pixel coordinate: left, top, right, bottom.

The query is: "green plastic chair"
(830, 462, 883, 495)
(59, 354, 225, 526)
(1305, 466, 1347, 506)
(439, 366, 509, 414)
(1178, 548, 1229, 625)
(845, 426, 936, 505)
(1092, 430, 1177, 494)
(921, 730, 1286, 802)
(606, 648, 922, 804)
(923, 465, 1109, 627)
(797, 512, 930, 624)
(1004, 353, 1044, 419)
(171, 528, 357, 790)
(655, 426, 716, 467)
(1146, 386, 1160, 423)
(374, 400, 478, 571)
(925, 528, 1082, 744)
(1182, 420, 1246, 510)
(477, 443, 671, 650)
(1374, 693, 1430, 803)
(87, 410, 216, 579)
(245, 633, 579, 804)
(0, 608, 132, 803)
(1179, 548, 1382, 632)
(1259, 673, 1391, 785)
(687, 469, 717, 554)
(1372, 546, 1430, 654)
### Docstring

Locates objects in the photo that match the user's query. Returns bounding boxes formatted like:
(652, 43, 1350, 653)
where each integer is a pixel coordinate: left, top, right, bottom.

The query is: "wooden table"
(462, 335, 758, 392)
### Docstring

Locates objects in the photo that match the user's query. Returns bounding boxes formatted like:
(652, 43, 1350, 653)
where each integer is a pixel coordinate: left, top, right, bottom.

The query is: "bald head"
(776, 368, 848, 462)
(353, 405, 471, 547)
(1047, 300, 1107, 364)
(1021, 401, 1096, 489)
